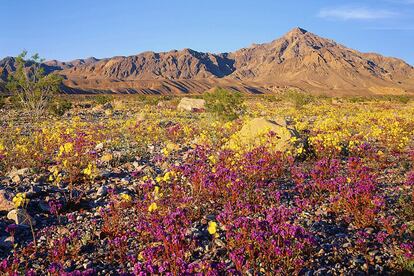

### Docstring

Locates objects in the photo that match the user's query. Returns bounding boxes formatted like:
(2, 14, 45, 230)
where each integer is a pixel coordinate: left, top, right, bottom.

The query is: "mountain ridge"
(1, 27, 413, 95)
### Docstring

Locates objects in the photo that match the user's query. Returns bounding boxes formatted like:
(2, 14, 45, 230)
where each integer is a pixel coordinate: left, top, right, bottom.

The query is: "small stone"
(0, 190, 15, 212)
(95, 143, 104, 150)
(38, 201, 51, 212)
(304, 270, 314, 276)
(0, 236, 14, 249)
(12, 175, 21, 183)
(314, 267, 327, 275)
(27, 185, 41, 197)
(214, 238, 225, 247)
(335, 233, 348, 238)
(352, 256, 365, 265)
(369, 250, 379, 256)
(375, 255, 383, 264)
(7, 209, 35, 226)
(365, 227, 375, 234)
(83, 260, 93, 269)
(96, 186, 108, 197)
(8, 167, 30, 178)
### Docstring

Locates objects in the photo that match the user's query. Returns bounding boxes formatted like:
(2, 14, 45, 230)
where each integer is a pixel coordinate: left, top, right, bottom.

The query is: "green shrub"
(283, 90, 314, 109)
(262, 95, 283, 103)
(203, 88, 245, 121)
(6, 51, 62, 116)
(49, 98, 73, 116)
(93, 95, 113, 106)
(398, 194, 414, 221)
(392, 95, 410, 104)
(0, 96, 5, 109)
(347, 96, 367, 103)
(9, 94, 24, 109)
(133, 95, 162, 106)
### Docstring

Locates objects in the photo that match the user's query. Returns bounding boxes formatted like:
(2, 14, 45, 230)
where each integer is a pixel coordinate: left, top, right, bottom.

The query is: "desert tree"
(6, 51, 62, 116)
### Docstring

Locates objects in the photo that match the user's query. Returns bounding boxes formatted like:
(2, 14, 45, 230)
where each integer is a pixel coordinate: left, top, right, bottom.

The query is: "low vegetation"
(204, 88, 245, 120)
(0, 93, 413, 274)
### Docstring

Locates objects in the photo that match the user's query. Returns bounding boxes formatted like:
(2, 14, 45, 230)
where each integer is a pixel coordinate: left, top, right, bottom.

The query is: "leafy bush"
(283, 90, 314, 109)
(93, 95, 113, 106)
(0, 96, 5, 109)
(48, 98, 73, 116)
(6, 51, 62, 116)
(203, 88, 245, 120)
(347, 96, 367, 103)
(391, 95, 410, 104)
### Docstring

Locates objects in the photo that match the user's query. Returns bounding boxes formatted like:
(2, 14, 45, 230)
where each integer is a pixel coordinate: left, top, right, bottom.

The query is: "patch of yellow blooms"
(13, 193, 30, 208)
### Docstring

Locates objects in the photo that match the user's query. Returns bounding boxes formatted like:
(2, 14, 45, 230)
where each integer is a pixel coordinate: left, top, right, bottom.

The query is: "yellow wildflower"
(208, 155, 217, 164)
(64, 142, 74, 153)
(12, 193, 30, 208)
(82, 163, 94, 177)
(161, 148, 169, 156)
(207, 221, 218, 235)
(154, 186, 163, 200)
(163, 171, 174, 182)
(148, 202, 158, 212)
(120, 193, 132, 202)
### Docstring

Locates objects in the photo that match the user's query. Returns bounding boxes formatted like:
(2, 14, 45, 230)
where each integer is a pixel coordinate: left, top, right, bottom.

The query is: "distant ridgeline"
(1, 28, 414, 95)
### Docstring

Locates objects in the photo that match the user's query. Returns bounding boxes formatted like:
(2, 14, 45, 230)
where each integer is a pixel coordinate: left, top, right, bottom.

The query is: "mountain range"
(1, 27, 414, 95)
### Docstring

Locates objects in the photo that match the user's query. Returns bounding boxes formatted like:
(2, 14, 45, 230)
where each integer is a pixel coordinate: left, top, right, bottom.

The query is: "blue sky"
(2, 0, 414, 64)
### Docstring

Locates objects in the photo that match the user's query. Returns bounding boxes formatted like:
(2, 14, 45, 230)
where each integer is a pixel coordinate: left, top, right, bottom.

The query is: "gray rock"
(27, 185, 41, 197)
(8, 168, 30, 182)
(0, 236, 14, 249)
(177, 97, 206, 112)
(38, 201, 51, 212)
(96, 186, 108, 197)
(7, 209, 35, 226)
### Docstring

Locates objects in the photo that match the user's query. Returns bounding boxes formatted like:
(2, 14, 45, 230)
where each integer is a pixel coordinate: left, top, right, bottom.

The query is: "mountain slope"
(228, 28, 414, 93)
(1, 28, 414, 95)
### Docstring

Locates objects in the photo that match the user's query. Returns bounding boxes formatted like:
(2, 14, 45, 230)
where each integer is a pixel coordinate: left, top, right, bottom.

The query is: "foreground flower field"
(0, 96, 413, 275)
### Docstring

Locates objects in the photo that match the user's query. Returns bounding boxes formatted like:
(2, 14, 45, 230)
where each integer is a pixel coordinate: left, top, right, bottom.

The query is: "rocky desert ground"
(0, 94, 413, 275)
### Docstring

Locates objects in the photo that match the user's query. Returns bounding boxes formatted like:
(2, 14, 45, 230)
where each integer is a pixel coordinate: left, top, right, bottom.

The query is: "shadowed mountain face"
(2, 28, 414, 95)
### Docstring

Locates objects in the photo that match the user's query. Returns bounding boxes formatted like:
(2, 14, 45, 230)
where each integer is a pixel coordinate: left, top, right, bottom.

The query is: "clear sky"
(2, 0, 414, 64)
